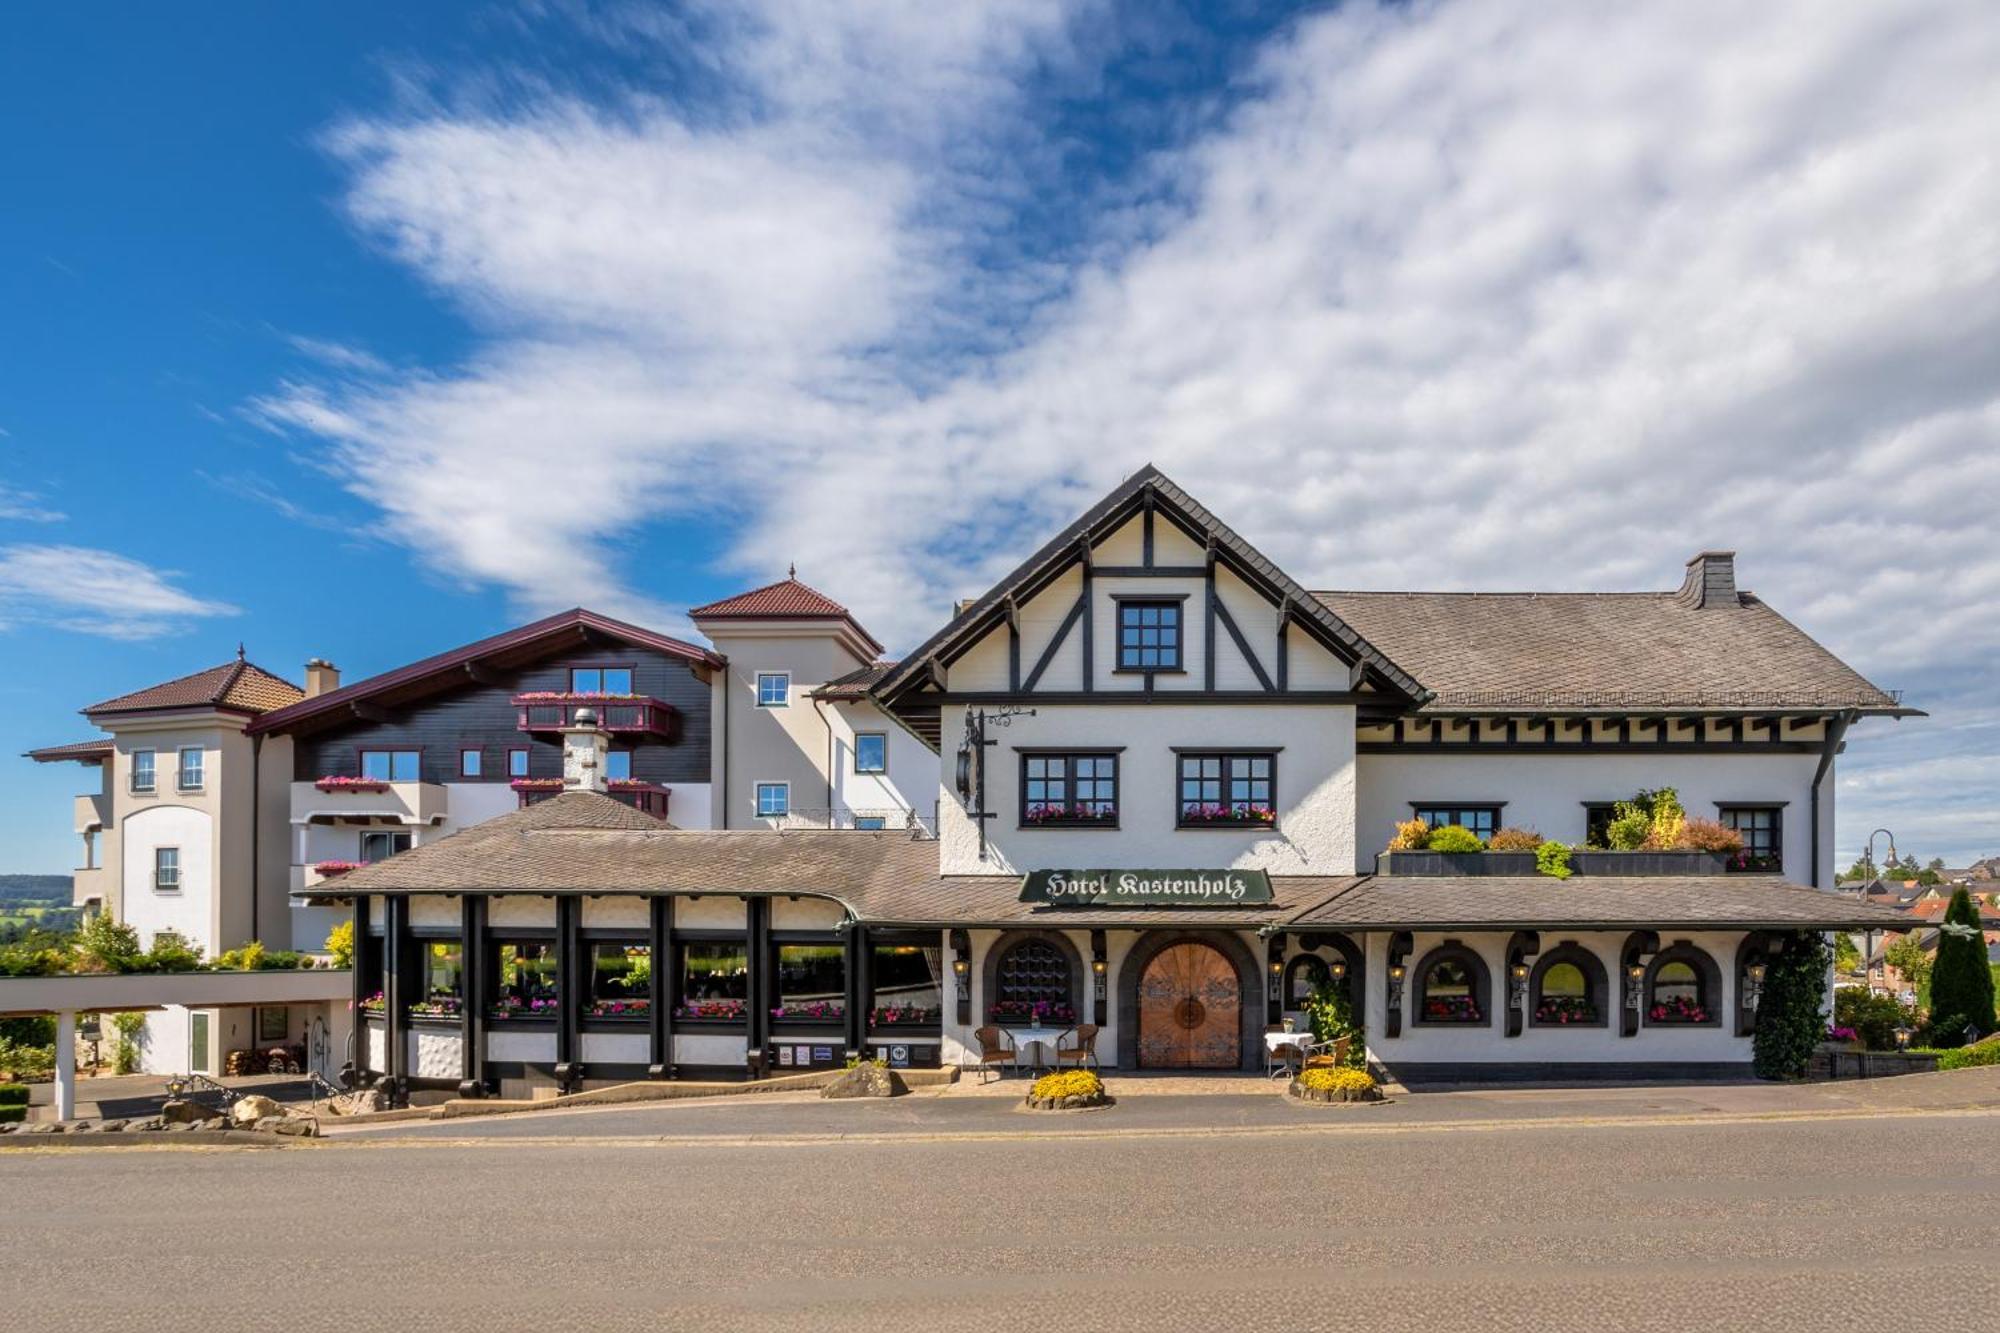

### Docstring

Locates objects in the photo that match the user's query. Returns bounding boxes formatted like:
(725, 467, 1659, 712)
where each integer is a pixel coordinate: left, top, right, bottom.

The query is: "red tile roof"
(24, 738, 113, 763)
(689, 577, 852, 620)
(84, 658, 304, 718)
(689, 578, 883, 653)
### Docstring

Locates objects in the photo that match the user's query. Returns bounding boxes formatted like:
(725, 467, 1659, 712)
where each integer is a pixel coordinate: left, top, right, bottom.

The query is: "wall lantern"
(1387, 962, 1406, 1008)
(1625, 963, 1646, 1010)
(1329, 959, 1347, 983)
(1091, 957, 1108, 1004)
(1268, 958, 1284, 1002)
(1893, 1024, 1913, 1050)
(1509, 962, 1530, 1008)
(951, 956, 970, 1001)
(1742, 961, 1767, 1009)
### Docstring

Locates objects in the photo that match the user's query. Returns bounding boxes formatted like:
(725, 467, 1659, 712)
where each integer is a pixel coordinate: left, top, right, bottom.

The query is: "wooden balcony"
(512, 693, 675, 739)
(516, 779, 671, 820)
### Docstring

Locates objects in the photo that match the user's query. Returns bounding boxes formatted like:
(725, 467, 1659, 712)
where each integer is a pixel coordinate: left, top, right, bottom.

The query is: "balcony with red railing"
(511, 692, 675, 739)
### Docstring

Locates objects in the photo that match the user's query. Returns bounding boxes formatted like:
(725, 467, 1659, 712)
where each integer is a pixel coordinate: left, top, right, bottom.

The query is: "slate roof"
(874, 464, 1431, 712)
(813, 661, 898, 699)
(303, 794, 1903, 932)
(1316, 589, 1906, 714)
(250, 608, 723, 737)
(84, 657, 304, 718)
(24, 738, 113, 764)
(1288, 875, 1912, 932)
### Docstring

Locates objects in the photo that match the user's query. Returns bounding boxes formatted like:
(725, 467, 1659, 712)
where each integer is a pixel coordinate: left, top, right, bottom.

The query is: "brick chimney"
(561, 708, 610, 794)
(304, 658, 341, 698)
(1676, 551, 1738, 609)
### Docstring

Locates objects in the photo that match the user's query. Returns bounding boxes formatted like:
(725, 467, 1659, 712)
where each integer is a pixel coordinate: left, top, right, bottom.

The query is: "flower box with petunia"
(313, 860, 363, 877)
(771, 1000, 845, 1022)
(314, 776, 392, 793)
(1022, 802, 1117, 828)
(586, 998, 650, 1020)
(989, 999, 1075, 1025)
(408, 992, 462, 1019)
(360, 991, 385, 1014)
(1533, 996, 1599, 1025)
(1420, 994, 1483, 1023)
(489, 993, 559, 1020)
(870, 1004, 941, 1027)
(509, 778, 564, 793)
(1178, 802, 1276, 828)
(1648, 996, 1711, 1024)
(674, 998, 747, 1022)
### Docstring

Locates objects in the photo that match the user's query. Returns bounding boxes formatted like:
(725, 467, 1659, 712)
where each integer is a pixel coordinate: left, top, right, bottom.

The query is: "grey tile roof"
(1288, 874, 1913, 931)
(1316, 590, 1905, 714)
(308, 795, 1904, 933)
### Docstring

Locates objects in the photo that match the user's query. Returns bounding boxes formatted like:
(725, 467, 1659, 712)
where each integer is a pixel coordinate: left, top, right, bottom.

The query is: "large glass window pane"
(360, 831, 412, 864)
(870, 943, 943, 1026)
(1419, 957, 1482, 1023)
(676, 941, 749, 1021)
(990, 937, 1075, 1025)
(855, 733, 887, 773)
(601, 667, 633, 695)
(491, 941, 558, 1018)
(570, 667, 602, 693)
(605, 750, 632, 782)
(412, 940, 462, 1017)
(773, 944, 846, 1023)
(586, 942, 650, 1020)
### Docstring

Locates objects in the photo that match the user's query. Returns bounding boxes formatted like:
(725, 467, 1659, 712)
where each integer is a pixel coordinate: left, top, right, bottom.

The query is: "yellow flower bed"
(1293, 1067, 1379, 1102)
(1030, 1069, 1105, 1101)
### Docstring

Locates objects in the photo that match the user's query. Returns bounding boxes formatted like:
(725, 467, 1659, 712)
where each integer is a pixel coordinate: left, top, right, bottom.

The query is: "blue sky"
(3, 2, 1997, 875)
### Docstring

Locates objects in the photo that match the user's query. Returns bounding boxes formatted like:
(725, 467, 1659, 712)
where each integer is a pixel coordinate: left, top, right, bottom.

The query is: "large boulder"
(159, 1099, 206, 1124)
(229, 1094, 283, 1128)
(819, 1063, 906, 1100)
(327, 1085, 388, 1117)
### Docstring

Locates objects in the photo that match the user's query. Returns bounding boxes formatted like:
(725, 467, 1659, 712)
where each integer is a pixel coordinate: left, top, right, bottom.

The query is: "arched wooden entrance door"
(1137, 942, 1241, 1068)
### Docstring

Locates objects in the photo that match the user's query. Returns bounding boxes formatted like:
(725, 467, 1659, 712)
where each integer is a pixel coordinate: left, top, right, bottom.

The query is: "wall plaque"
(1018, 868, 1274, 906)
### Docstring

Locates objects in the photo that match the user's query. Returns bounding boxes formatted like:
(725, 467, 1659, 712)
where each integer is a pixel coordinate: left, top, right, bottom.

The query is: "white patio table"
(1004, 1026, 1065, 1073)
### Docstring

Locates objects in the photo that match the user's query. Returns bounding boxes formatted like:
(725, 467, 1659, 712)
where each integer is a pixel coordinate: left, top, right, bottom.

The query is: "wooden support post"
(384, 895, 411, 1105)
(458, 895, 487, 1097)
(554, 896, 581, 1090)
(648, 895, 674, 1079)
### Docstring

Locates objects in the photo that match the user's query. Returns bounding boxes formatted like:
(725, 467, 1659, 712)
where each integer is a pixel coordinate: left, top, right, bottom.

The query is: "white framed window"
(605, 750, 632, 782)
(154, 846, 180, 891)
(854, 733, 887, 774)
(756, 672, 790, 707)
(360, 749, 420, 782)
(570, 666, 634, 695)
(756, 782, 790, 817)
(176, 746, 204, 791)
(854, 816, 886, 831)
(131, 749, 156, 793)
(460, 748, 483, 778)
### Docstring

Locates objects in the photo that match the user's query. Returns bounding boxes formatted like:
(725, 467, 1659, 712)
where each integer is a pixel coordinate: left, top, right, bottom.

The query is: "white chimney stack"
(561, 708, 610, 794)
(304, 658, 341, 698)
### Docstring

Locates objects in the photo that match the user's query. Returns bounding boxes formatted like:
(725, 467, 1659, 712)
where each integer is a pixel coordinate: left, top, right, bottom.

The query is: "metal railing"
(748, 807, 937, 837)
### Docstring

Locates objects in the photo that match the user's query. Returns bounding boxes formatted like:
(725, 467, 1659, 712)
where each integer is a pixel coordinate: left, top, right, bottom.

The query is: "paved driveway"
(4, 1071, 1997, 1330)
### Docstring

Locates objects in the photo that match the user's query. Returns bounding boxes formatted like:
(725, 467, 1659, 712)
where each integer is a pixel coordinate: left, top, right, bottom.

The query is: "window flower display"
(1421, 993, 1483, 1023)
(989, 999, 1075, 1025)
(1533, 995, 1597, 1025)
(869, 1003, 941, 1026)
(1648, 995, 1711, 1024)
(314, 776, 391, 793)
(360, 991, 385, 1014)
(586, 943, 650, 1020)
(674, 998, 747, 1021)
(771, 999, 845, 1022)
(313, 860, 363, 876)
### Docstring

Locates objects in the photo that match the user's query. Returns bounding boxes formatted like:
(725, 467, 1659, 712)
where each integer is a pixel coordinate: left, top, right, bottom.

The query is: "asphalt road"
(5, 1099, 1997, 1331)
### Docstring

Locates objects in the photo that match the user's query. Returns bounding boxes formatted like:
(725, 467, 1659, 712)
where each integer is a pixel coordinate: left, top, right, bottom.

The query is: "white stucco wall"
(1362, 929, 1754, 1066)
(673, 897, 748, 930)
(582, 896, 648, 930)
(674, 1033, 748, 1065)
(937, 702, 1357, 875)
(827, 699, 937, 828)
(581, 1032, 650, 1064)
(488, 1029, 556, 1063)
(489, 896, 557, 930)
(411, 1028, 462, 1080)
(408, 895, 460, 929)
(122, 805, 215, 953)
(771, 897, 845, 931)
(366, 1021, 387, 1071)
(1355, 751, 1823, 881)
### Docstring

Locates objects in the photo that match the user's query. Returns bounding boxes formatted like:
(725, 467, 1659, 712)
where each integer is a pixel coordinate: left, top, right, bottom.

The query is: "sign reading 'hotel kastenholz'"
(1018, 868, 1274, 906)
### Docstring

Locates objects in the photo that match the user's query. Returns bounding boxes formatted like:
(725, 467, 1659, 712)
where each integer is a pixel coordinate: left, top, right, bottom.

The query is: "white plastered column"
(54, 1009, 76, 1121)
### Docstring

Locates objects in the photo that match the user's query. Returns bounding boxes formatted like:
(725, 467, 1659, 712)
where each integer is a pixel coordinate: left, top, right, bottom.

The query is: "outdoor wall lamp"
(1742, 961, 1767, 1009)
(1091, 957, 1107, 1003)
(1387, 963, 1406, 1008)
(1625, 964, 1646, 1010)
(1509, 962, 1530, 1008)
(1268, 958, 1284, 1002)
(951, 956, 970, 1001)
(1894, 1024, 1913, 1050)
(1329, 960, 1347, 983)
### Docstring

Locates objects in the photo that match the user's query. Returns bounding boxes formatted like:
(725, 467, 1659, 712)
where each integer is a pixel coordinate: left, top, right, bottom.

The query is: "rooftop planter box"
(1381, 851, 1539, 876)
(1380, 850, 1751, 876)
(513, 692, 674, 739)
(314, 776, 391, 794)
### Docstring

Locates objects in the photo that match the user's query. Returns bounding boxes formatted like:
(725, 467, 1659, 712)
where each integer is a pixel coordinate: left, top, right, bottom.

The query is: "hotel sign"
(1018, 868, 1273, 907)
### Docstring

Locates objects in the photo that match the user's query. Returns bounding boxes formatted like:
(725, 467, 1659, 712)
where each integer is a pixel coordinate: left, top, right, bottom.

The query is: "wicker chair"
(971, 1025, 1016, 1084)
(1054, 1024, 1100, 1071)
(1300, 1034, 1353, 1070)
(1265, 1024, 1306, 1079)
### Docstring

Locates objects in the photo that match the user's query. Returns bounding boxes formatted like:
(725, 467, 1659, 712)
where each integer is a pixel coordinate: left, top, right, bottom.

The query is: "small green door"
(189, 1011, 210, 1073)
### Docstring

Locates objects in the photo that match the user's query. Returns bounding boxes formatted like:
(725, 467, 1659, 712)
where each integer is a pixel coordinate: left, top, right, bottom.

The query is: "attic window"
(1116, 599, 1183, 671)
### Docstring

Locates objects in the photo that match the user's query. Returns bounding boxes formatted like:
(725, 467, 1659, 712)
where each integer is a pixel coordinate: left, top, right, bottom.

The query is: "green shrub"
(326, 919, 355, 969)
(141, 933, 203, 973)
(1302, 979, 1366, 1069)
(1754, 932, 1832, 1079)
(1935, 1036, 2000, 1071)
(75, 914, 144, 973)
(0, 1105, 24, 1124)
(1928, 888, 1997, 1047)
(114, 1039, 139, 1075)
(0, 1039, 55, 1079)
(0, 1083, 28, 1107)
(1833, 988, 1918, 1051)
(1604, 803, 1652, 851)
(1536, 841, 1573, 880)
(110, 1012, 146, 1039)
(1426, 824, 1485, 854)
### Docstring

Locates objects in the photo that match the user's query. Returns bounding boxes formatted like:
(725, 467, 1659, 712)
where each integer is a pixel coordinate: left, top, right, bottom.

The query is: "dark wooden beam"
(1021, 592, 1085, 692)
(1079, 538, 1094, 692)
(1141, 488, 1155, 568)
(1210, 593, 1275, 693)
(1005, 596, 1020, 692)
(1275, 596, 1291, 693)
(1203, 543, 1218, 692)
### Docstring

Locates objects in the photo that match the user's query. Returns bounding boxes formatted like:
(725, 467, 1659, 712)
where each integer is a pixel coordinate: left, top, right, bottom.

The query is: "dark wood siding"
(294, 648, 711, 787)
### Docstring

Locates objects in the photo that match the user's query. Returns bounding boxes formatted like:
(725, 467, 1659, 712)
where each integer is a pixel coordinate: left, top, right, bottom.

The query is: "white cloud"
(0, 545, 239, 640)
(258, 0, 2000, 859)
(284, 334, 390, 375)
(0, 484, 64, 523)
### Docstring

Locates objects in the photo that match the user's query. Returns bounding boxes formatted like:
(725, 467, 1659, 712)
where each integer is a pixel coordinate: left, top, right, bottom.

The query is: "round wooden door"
(1138, 942, 1241, 1069)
